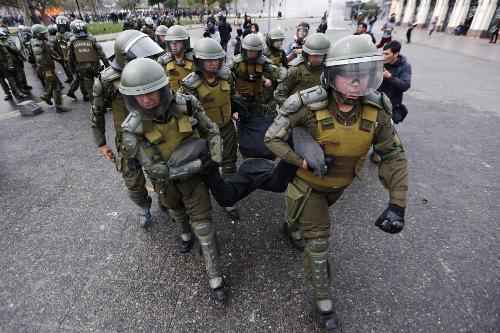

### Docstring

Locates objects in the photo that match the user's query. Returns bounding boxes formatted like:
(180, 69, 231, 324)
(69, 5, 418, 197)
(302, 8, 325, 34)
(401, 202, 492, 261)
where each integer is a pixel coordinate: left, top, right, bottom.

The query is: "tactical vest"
(72, 38, 98, 63)
(56, 34, 69, 60)
(142, 114, 198, 162)
(235, 62, 263, 97)
(165, 58, 194, 92)
(196, 80, 232, 127)
(296, 104, 379, 189)
(111, 80, 128, 131)
(292, 64, 322, 95)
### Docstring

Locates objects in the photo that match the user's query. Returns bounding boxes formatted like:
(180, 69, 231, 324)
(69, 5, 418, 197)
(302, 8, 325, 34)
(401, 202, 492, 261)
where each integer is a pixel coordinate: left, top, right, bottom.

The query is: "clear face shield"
(125, 35, 164, 62)
(201, 58, 223, 74)
(167, 40, 185, 55)
(327, 59, 384, 99)
(123, 86, 173, 120)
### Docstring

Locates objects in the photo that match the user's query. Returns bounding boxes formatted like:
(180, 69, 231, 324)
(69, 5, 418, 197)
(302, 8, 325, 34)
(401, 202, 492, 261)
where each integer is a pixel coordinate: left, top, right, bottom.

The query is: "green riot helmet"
(242, 33, 263, 62)
(119, 58, 172, 118)
(155, 25, 168, 37)
(193, 37, 225, 73)
(302, 32, 331, 67)
(31, 24, 48, 39)
(71, 19, 87, 37)
(266, 28, 286, 50)
(323, 35, 384, 100)
(48, 24, 58, 36)
(165, 25, 190, 55)
(111, 29, 164, 70)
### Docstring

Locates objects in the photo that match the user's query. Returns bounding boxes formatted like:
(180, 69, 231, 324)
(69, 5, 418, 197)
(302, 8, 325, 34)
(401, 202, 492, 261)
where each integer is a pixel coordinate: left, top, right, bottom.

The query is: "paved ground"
(0, 18, 499, 333)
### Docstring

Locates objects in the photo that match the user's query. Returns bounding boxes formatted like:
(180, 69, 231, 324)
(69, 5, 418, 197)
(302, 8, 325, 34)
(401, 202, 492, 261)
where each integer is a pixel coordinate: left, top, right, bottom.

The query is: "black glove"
(375, 204, 405, 234)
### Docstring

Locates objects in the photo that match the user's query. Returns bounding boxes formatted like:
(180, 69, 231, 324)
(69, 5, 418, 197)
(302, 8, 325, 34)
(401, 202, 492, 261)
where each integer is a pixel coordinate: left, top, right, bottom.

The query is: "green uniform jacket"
(264, 86, 408, 207)
(274, 55, 322, 106)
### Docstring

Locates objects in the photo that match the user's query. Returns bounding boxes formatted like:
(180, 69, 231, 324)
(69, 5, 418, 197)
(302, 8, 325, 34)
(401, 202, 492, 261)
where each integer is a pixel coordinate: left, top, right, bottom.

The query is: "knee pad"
(192, 222, 213, 239)
(306, 238, 329, 255)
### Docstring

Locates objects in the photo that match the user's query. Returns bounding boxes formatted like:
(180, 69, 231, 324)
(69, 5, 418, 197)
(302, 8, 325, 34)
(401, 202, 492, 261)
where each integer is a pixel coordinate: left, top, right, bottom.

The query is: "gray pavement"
(0, 18, 499, 333)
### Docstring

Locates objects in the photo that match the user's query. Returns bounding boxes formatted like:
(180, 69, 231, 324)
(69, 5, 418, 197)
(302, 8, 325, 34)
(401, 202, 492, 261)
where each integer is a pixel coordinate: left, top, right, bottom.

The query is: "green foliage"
(87, 22, 123, 35)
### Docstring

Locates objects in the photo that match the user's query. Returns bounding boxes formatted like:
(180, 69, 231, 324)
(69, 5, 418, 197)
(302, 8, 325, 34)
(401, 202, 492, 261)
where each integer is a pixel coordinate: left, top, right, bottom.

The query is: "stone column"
(402, 0, 418, 23)
(416, 0, 433, 25)
(446, 0, 471, 32)
(468, 0, 499, 37)
(394, 0, 406, 22)
(431, 0, 450, 29)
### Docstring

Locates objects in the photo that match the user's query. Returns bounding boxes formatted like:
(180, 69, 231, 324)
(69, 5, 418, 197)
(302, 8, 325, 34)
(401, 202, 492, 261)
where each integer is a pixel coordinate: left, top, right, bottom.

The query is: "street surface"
(0, 17, 499, 332)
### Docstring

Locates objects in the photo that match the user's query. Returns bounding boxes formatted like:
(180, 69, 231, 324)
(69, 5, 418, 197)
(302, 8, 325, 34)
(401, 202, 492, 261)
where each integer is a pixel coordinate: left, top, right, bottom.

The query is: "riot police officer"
(31, 24, 68, 112)
(119, 58, 226, 302)
(67, 20, 110, 102)
(141, 17, 155, 40)
(55, 15, 74, 83)
(91, 30, 164, 229)
(154, 24, 168, 50)
(157, 25, 194, 93)
(264, 28, 287, 68)
(231, 33, 279, 159)
(264, 35, 408, 330)
(180, 37, 240, 219)
(275, 32, 330, 106)
(0, 28, 28, 100)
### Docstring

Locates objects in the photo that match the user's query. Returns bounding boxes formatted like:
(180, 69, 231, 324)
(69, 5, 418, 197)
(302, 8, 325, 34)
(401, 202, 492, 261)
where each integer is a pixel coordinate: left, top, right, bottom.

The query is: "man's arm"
(274, 66, 298, 106)
(95, 41, 110, 67)
(384, 63, 411, 93)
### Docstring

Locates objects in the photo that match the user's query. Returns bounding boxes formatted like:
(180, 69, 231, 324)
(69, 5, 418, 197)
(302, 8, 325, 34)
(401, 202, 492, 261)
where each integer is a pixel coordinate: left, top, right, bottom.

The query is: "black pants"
(490, 31, 498, 43)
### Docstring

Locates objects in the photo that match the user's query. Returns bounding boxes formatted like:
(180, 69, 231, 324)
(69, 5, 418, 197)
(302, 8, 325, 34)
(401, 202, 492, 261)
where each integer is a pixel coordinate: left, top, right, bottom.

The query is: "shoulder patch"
(217, 66, 232, 80)
(157, 52, 173, 65)
(288, 55, 304, 67)
(299, 86, 328, 106)
(363, 91, 392, 114)
(280, 93, 303, 115)
(100, 66, 121, 84)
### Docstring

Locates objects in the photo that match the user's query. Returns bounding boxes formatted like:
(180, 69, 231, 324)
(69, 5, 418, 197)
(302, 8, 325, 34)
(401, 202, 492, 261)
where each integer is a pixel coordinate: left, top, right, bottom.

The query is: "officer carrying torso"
(275, 33, 330, 106)
(231, 33, 280, 159)
(68, 19, 110, 102)
(55, 15, 74, 83)
(31, 24, 68, 112)
(119, 58, 227, 303)
(265, 35, 408, 331)
(91, 29, 164, 229)
(180, 37, 240, 219)
(157, 25, 194, 92)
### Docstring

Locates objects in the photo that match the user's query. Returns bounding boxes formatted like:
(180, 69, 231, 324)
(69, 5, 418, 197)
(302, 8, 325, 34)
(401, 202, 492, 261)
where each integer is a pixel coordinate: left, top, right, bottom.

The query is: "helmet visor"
(123, 86, 172, 119)
(327, 60, 383, 97)
(126, 35, 164, 61)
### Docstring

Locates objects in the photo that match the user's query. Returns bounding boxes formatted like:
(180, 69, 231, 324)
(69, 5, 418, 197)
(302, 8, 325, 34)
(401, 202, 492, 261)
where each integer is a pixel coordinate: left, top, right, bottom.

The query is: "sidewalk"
(392, 27, 500, 63)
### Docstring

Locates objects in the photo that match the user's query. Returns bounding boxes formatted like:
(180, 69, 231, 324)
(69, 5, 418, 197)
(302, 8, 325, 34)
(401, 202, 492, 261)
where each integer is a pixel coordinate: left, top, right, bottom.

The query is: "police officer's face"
(356, 24, 366, 33)
(157, 35, 166, 43)
(135, 91, 161, 110)
(308, 55, 324, 66)
(334, 74, 369, 100)
(203, 59, 221, 73)
(169, 40, 185, 55)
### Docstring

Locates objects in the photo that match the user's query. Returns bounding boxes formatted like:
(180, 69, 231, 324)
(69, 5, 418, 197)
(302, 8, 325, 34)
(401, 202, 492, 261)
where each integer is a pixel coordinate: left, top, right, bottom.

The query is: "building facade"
(389, 0, 499, 37)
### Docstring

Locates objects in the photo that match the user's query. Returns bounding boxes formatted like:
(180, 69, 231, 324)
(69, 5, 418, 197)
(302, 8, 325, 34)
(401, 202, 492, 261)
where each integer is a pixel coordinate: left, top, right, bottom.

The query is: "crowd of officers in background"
(1, 13, 411, 331)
